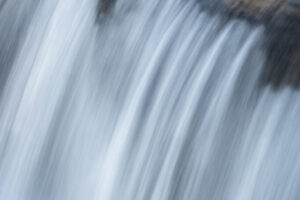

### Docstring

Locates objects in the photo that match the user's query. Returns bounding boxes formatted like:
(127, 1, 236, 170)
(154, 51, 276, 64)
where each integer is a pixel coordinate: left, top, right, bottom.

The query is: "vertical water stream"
(0, 0, 300, 199)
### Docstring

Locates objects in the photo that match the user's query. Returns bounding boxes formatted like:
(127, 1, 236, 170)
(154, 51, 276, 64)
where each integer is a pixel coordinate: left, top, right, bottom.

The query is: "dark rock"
(199, 0, 300, 89)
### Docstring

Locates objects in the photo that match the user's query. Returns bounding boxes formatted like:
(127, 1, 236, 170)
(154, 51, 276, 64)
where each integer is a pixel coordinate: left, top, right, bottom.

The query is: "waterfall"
(0, 0, 300, 199)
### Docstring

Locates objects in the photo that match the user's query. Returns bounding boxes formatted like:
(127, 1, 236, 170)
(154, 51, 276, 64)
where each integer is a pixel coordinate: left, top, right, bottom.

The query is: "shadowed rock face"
(262, 28, 300, 88)
(224, 0, 284, 18)
(201, 0, 300, 89)
(228, 0, 300, 89)
(224, 0, 300, 20)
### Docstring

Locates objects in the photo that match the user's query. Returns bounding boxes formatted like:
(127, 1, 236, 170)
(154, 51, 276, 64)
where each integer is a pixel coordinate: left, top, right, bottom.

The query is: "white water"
(0, 0, 300, 200)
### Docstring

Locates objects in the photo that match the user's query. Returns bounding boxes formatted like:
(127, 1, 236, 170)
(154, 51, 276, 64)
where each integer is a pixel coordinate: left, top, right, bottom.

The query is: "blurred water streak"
(0, 0, 300, 200)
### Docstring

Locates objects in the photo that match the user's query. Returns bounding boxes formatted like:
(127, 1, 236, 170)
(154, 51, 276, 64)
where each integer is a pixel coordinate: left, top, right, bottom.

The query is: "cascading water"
(0, 0, 300, 199)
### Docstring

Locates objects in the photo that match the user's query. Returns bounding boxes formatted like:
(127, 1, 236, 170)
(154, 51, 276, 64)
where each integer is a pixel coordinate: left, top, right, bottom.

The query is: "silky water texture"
(0, 0, 299, 200)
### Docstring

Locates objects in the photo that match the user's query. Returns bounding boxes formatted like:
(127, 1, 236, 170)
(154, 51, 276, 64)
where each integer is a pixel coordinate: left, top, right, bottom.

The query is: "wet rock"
(224, 0, 283, 20)
(223, 0, 300, 20)
(218, 0, 300, 89)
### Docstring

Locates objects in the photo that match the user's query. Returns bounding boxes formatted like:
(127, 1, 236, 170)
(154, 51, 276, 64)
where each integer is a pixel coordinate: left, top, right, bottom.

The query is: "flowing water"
(0, 0, 300, 199)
